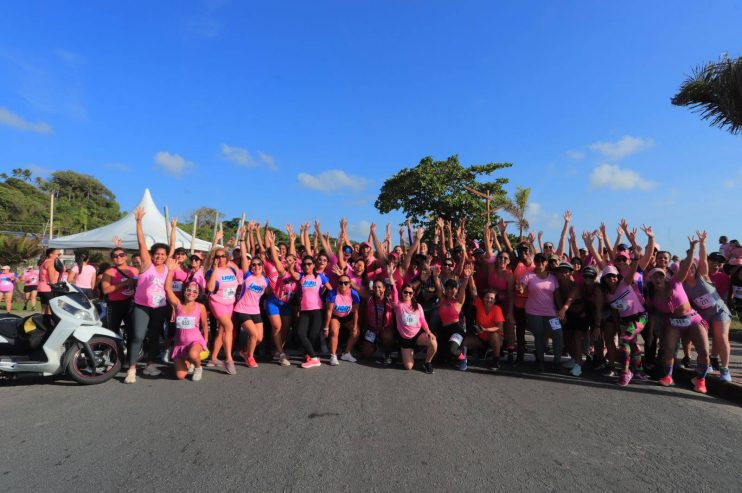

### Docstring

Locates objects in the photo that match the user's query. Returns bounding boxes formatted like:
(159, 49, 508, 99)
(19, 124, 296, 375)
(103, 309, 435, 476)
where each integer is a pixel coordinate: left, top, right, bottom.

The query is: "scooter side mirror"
(54, 258, 65, 274)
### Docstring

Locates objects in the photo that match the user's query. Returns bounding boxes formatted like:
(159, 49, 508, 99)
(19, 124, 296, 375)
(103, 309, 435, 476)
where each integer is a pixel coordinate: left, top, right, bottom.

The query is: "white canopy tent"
(48, 188, 213, 251)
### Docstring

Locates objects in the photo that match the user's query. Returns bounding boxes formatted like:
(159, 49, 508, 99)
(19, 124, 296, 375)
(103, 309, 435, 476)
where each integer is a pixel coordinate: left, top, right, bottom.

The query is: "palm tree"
(671, 54, 742, 135)
(503, 186, 531, 240)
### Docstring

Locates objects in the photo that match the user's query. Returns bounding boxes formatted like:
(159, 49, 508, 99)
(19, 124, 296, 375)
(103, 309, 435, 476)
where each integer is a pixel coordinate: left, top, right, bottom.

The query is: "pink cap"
(602, 266, 619, 277)
(646, 268, 666, 279)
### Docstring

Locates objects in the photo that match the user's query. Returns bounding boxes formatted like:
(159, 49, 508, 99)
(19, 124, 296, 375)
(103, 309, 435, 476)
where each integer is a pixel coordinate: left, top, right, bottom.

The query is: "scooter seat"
(0, 315, 22, 339)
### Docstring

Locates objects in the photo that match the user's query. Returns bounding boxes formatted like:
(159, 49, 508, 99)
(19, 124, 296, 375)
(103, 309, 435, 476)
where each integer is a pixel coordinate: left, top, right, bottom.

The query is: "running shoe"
(161, 349, 171, 364)
(225, 361, 237, 375)
(634, 371, 650, 382)
(192, 367, 203, 382)
(206, 359, 223, 368)
(720, 367, 732, 383)
(143, 364, 161, 376)
(187, 364, 195, 375)
(710, 356, 721, 372)
(301, 356, 321, 369)
(340, 352, 357, 363)
(570, 364, 582, 377)
(658, 375, 674, 387)
(618, 370, 633, 387)
(489, 359, 500, 371)
(246, 356, 259, 369)
(457, 357, 468, 372)
(423, 362, 434, 374)
(383, 353, 393, 365)
(329, 354, 339, 366)
(691, 377, 707, 394)
(278, 353, 291, 367)
(124, 367, 136, 384)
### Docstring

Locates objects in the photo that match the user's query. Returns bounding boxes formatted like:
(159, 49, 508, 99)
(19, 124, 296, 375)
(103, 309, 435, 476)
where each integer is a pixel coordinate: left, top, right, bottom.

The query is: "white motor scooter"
(0, 260, 123, 384)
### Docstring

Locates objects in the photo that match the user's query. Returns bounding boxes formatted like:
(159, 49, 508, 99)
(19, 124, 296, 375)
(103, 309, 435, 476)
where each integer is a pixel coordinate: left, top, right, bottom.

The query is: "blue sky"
(1, 1, 740, 253)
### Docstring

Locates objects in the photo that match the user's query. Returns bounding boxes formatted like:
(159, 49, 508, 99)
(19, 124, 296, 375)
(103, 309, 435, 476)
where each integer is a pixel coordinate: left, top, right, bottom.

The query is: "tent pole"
(190, 214, 198, 255)
(49, 192, 54, 243)
(164, 206, 170, 243)
(212, 212, 220, 247)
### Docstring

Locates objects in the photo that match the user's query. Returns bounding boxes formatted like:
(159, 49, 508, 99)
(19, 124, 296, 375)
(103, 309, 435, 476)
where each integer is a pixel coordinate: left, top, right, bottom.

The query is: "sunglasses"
(444, 263, 454, 267)
(583, 275, 596, 280)
(184, 288, 199, 294)
(112, 253, 127, 259)
(544, 245, 554, 249)
(303, 262, 313, 266)
(338, 281, 350, 286)
(251, 262, 263, 267)
(190, 257, 201, 262)
(214, 254, 226, 259)
(318, 258, 328, 263)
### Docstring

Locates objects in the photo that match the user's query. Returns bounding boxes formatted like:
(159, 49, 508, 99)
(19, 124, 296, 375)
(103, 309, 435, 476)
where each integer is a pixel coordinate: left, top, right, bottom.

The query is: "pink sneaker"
(301, 356, 321, 369)
(691, 377, 707, 394)
(618, 370, 633, 387)
(246, 356, 259, 369)
(658, 375, 674, 387)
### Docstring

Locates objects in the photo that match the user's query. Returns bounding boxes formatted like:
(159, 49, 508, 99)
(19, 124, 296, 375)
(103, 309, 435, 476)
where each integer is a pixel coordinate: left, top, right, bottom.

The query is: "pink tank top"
(107, 266, 139, 302)
(38, 259, 56, 293)
(439, 299, 461, 326)
(174, 303, 203, 346)
(606, 282, 645, 318)
(134, 264, 169, 308)
(651, 278, 690, 314)
(171, 267, 189, 294)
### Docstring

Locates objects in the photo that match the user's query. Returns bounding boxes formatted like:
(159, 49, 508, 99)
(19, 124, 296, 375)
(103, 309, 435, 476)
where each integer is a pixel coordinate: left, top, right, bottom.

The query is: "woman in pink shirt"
(390, 268, 437, 374)
(67, 252, 97, 299)
(21, 266, 39, 311)
(37, 248, 61, 314)
(125, 207, 170, 383)
(100, 246, 139, 338)
(360, 277, 395, 363)
(265, 229, 299, 367)
(323, 274, 361, 366)
(206, 237, 240, 375)
(521, 252, 563, 371)
(288, 255, 332, 369)
(0, 266, 17, 314)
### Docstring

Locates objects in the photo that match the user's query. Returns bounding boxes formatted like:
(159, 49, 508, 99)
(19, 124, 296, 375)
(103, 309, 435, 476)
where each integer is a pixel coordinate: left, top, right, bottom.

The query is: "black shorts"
(235, 312, 263, 327)
(398, 330, 423, 349)
(39, 291, 53, 305)
(565, 312, 590, 332)
(24, 285, 38, 293)
(331, 314, 356, 332)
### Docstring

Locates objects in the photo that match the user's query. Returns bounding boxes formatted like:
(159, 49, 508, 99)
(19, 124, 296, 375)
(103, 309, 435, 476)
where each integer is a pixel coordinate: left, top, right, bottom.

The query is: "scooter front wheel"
(66, 336, 122, 385)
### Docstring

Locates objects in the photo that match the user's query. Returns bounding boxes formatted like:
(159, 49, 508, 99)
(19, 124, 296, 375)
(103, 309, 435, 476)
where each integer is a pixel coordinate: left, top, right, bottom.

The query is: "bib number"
(733, 286, 742, 299)
(402, 312, 418, 326)
(176, 316, 196, 329)
(0, 280, 10, 286)
(172, 281, 183, 292)
(693, 293, 715, 310)
(669, 317, 691, 328)
(364, 330, 377, 343)
(610, 299, 628, 312)
(223, 287, 236, 300)
(152, 294, 166, 307)
(449, 333, 464, 345)
(549, 318, 562, 331)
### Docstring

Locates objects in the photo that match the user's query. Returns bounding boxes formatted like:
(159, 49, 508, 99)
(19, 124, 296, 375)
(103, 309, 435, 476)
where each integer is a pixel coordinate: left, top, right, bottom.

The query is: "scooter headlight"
(54, 299, 97, 322)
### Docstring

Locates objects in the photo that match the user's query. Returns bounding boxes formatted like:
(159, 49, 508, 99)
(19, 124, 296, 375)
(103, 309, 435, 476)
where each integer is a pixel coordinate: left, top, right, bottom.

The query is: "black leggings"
(297, 309, 322, 358)
(107, 299, 132, 336)
(129, 304, 169, 366)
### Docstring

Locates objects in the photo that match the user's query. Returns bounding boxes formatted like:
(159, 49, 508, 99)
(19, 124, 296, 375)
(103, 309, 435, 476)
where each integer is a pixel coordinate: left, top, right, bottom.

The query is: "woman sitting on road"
(323, 273, 361, 365)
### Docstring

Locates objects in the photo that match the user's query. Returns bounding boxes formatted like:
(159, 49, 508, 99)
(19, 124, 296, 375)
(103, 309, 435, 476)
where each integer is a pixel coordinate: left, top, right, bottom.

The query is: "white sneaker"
(570, 364, 583, 377)
(340, 352, 357, 363)
(329, 354, 339, 366)
(278, 353, 291, 367)
(143, 364, 162, 376)
(187, 364, 195, 375)
(161, 349, 170, 364)
(124, 367, 136, 384)
(192, 367, 203, 381)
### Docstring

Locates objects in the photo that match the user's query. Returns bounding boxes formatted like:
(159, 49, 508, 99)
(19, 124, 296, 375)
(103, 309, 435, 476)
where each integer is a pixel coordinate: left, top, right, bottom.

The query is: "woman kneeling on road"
(463, 290, 505, 370)
(391, 280, 437, 374)
(165, 259, 208, 381)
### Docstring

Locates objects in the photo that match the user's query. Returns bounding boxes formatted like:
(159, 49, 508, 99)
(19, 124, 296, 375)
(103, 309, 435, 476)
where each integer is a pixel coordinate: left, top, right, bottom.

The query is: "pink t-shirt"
(185, 269, 206, 292)
(71, 264, 96, 289)
(207, 267, 240, 306)
(391, 282, 429, 339)
(521, 272, 558, 317)
(264, 261, 298, 304)
(606, 282, 645, 318)
(326, 288, 360, 318)
(171, 266, 190, 294)
(234, 272, 269, 315)
(0, 273, 16, 292)
(299, 272, 330, 311)
(134, 264, 169, 308)
(513, 262, 535, 308)
(106, 266, 139, 302)
(22, 270, 39, 287)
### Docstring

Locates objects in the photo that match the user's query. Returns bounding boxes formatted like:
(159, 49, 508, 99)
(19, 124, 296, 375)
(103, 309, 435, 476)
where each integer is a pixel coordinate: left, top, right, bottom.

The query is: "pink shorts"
(209, 300, 234, 320)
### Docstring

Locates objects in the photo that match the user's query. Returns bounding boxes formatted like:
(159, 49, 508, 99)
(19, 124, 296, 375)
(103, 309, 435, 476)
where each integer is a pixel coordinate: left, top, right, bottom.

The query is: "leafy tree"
(503, 186, 532, 240)
(0, 235, 43, 268)
(375, 155, 511, 238)
(671, 54, 742, 135)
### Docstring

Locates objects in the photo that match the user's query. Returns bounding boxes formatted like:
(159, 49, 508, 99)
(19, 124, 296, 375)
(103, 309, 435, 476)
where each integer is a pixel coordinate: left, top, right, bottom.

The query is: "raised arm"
(568, 226, 579, 261)
(600, 223, 615, 261)
(483, 221, 494, 258)
(556, 210, 571, 257)
(431, 265, 445, 301)
(498, 219, 513, 253)
(238, 227, 250, 272)
(582, 231, 606, 269)
(675, 236, 698, 283)
(286, 224, 297, 257)
(164, 258, 181, 306)
(168, 218, 178, 258)
(369, 223, 388, 265)
(135, 207, 152, 271)
(457, 264, 473, 305)
(636, 225, 655, 271)
(696, 230, 709, 278)
(265, 230, 286, 276)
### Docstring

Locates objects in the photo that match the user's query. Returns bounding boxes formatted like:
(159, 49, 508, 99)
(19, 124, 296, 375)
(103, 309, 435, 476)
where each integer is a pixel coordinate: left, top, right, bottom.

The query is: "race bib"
(610, 299, 628, 312)
(152, 294, 166, 307)
(0, 280, 10, 286)
(176, 316, 196, 329)
(693, 293, 715, 310)
(449, 332, 464, 345)
(223, 287, 236, 300)
(364, 330, 377, 343)
(734, 286, 742, 299)
(334, 304, 351, 315)
(669, 317, 691, 328)
(122, 286, 135, 297)
(172, 281, 183, 292)
(402, 312, 418, 326)
(549, 318, 562, 331)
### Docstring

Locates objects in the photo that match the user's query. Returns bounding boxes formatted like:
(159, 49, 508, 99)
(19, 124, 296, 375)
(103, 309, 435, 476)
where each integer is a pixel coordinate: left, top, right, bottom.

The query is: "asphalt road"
(1, 358, 741, 492)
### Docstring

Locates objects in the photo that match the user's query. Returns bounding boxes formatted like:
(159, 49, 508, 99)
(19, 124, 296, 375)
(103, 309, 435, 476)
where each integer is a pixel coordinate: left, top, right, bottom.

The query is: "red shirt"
(474, 298, 505, 328)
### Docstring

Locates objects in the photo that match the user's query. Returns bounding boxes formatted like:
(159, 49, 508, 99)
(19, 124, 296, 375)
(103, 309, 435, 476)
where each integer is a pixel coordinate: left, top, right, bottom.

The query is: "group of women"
(25, 209, 741, 392)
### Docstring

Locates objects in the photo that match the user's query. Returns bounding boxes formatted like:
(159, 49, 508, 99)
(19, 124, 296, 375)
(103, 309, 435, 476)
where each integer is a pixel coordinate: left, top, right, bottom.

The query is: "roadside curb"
(674, 367, 742, 406)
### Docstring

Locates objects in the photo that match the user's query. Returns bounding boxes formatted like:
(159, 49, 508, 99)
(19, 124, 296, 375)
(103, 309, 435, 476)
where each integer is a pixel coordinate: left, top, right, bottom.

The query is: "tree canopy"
(672, 54, 742, 135)
(0, 169, 122, 236)
(374, 155, 512, 238)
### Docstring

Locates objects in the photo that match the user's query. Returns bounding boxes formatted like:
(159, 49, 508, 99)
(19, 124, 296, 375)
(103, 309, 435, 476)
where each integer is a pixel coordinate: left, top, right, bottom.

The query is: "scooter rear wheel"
(66, 336, 122, 385)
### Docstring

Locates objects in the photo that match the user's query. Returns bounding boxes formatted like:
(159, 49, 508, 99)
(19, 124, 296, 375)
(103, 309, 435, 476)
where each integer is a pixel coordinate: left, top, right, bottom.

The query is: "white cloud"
(723, 166, 742, 188)
(526, 202, 561, 229)
(565, 150, 585, 160)
(221, 144, 255, 166)
(257, 150, 277, 170)
(154, 151, 194, 178)
(0, 107, 53, 133)
(589, 164, 656, 191)
(589, 135, 654, 160)
(347, 220, 372, 240)
(297, 169, 367, 193)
